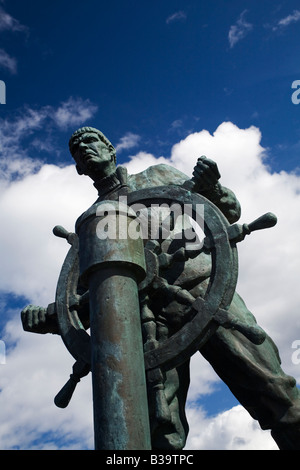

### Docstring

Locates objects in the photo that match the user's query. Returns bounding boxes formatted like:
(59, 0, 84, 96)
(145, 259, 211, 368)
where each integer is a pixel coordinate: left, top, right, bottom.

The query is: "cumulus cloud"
(0, 312, 93, 449)
(228, 10, 253, 48)
(123, 151, 170, 174)
(185, 405, 276, 450)
(0, 164, 95, 303)
(1, 121, 300, 449)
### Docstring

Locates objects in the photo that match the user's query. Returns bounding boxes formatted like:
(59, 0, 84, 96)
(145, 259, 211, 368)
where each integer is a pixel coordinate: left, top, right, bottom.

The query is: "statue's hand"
(21, 304, 47, 332)
(192, 156, 221, 192)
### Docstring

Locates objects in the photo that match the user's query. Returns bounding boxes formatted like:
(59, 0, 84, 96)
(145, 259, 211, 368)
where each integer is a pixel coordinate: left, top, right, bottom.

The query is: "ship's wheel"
(52, 185, 276, 407)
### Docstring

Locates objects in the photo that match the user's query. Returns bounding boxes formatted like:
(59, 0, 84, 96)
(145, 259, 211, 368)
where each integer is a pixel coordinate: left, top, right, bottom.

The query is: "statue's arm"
(190, 156, 241, 224)
(200, 183, 241, 224)
(21, 293, 90, 335)
(21, 303, 59, 334)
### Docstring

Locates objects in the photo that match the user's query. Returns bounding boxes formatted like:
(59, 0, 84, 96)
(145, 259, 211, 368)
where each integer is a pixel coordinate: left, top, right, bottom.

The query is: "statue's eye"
(86, 137, 97, 143)
(72, 144, 78, 154)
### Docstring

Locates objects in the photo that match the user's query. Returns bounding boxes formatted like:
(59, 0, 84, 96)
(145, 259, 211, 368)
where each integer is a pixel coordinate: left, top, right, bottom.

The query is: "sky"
(0, 0, 300, 451)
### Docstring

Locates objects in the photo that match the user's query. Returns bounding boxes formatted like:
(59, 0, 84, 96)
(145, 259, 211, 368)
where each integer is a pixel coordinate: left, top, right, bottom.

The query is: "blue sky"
(0, 0, 300, 450)
(2, 0, 300, 171)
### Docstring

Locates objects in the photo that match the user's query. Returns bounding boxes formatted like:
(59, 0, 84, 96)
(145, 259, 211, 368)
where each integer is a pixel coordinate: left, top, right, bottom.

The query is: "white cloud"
(0, 164, 95, 304)
(170, 119, 183, 130)
(0, 6, 28, 33)
(0, 106, 48, 181)
(0, 312, 93, 449)
(0, 6, 28, 75)
(123, 151, 169, 174)
(0, 48, 17, 73)
(185, 405, 277, 450)
(52, 97, 98, 130)
(187, 353, 221, 401)
(1, 121, 300, 449)
(166, 11, 187, 25)
(115, 132, 141, 153)
(0, 98, 98, 181)
(228, 10, 253, 48)
(274, 10, 300, 30)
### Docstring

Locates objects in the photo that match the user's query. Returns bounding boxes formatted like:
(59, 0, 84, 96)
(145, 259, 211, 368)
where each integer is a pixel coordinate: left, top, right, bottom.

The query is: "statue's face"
(71, 132, 115, 177)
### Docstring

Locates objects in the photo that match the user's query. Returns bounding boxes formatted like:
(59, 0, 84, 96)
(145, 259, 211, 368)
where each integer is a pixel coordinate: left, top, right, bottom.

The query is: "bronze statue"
(22, 126, 300, 450)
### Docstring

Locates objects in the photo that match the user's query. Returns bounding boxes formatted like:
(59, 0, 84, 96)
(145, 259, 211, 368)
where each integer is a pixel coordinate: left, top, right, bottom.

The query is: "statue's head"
(69, 127, 116, 180)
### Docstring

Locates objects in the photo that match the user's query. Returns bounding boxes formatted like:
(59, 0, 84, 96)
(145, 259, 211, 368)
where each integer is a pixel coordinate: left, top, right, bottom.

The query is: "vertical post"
(76, 201, 151, 450)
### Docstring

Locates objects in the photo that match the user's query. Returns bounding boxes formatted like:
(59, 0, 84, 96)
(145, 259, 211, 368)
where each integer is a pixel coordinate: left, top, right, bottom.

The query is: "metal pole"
(76, 200, 151, 450)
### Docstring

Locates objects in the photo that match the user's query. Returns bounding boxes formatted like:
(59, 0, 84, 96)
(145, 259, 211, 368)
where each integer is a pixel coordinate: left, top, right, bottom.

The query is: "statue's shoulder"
(127, 163, 188, 190)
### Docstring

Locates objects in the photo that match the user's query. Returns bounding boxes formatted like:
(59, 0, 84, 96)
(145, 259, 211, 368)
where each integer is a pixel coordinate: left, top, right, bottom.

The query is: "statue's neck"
(93, 170, 119, 195)
(93, 167, 129, 199)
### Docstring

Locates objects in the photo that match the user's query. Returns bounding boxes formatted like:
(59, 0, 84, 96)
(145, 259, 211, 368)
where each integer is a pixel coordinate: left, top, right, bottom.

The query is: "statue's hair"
(69, 126, 116, 163)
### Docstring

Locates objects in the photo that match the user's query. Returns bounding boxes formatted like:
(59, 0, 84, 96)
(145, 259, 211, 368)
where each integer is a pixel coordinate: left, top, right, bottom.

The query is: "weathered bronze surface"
(21, 126, 300, 450)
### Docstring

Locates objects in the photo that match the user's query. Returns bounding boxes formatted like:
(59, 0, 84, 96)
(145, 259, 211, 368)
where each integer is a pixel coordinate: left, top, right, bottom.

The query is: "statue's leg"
(200, 292, 300, 450)
(149, 362, 190, 450)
